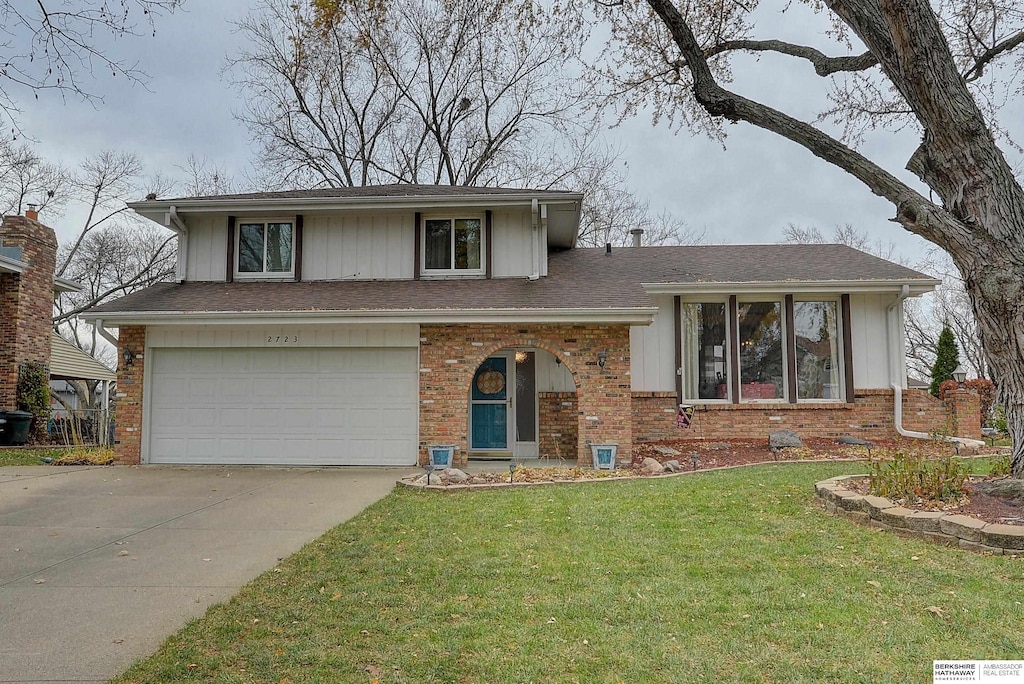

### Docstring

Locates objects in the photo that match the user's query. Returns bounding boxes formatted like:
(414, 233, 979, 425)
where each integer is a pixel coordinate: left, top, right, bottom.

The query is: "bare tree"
(229, 0, 697, 246)
(231, 0, 590, 187)
(590, 0, 1024, 476)
(177, 154, 236, 197)
(0, 1, 185, 137)
(0, 141, 69, 215)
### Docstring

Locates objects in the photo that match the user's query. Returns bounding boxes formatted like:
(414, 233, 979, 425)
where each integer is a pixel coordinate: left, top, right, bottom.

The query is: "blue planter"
(428, 445, 456, 470)
(590, 443, 618, 470)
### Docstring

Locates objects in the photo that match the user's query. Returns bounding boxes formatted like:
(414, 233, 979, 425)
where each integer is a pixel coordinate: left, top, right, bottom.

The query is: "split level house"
(79, 185, 981, 467)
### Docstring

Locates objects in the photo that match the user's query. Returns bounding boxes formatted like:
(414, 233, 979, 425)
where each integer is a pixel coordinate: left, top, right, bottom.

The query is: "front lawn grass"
(115, 461, 1023, 683)
(0, 448, 67, 466)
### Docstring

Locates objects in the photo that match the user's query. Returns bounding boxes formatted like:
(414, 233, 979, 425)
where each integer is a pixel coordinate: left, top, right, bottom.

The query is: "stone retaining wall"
(815, 475, 1023, 555)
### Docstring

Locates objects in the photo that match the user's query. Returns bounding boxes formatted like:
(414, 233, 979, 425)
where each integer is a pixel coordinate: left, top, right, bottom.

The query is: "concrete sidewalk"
(0, 465, 412, 683)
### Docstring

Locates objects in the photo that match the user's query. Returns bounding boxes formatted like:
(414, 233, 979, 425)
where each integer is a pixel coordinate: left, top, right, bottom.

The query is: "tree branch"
(705, 40, 878, 76)
(644, 0, 958, 247)
(963, 29, 1024, 82)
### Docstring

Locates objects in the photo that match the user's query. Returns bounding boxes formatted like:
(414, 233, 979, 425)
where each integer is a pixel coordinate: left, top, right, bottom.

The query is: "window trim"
(234, 217, 296, 280)
(735, 297, 788, 403)
(792, 297, 845, 403)
(420, 214, 486, 277)
(679, 297, 732, 404)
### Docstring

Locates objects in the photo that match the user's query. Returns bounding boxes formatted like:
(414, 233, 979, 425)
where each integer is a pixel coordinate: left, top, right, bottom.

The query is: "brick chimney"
(0, 213, 58, 410)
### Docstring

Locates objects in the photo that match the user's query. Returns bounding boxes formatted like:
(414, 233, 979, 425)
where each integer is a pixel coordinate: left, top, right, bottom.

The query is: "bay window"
(679, 296, 845, 403)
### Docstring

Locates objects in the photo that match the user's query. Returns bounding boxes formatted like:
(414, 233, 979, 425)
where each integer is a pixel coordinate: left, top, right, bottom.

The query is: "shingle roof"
(86, 244, 935, 316)
(149, 184, 580, 204)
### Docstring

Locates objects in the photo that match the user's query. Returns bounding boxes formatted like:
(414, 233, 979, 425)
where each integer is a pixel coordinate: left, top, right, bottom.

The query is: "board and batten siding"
(146, 323, 420, 349)
(535, 349, 576, 392)
(848, 293, 895, 389)
(180, 207, 541, 282)
(184, 215, 229, 281)
(629, 295, 676, 392)
(302, 213, 414, 280)
(490, 209, 540, 278)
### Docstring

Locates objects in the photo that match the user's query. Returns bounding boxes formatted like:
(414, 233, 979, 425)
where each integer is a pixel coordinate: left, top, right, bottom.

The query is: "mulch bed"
(633, 437, 1021, 527)
(839, 476, 1024, 526)
(631, 437, 961, 469)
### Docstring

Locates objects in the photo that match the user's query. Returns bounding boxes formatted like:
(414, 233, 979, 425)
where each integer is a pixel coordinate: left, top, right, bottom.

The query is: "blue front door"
(470, 356, 509, 450)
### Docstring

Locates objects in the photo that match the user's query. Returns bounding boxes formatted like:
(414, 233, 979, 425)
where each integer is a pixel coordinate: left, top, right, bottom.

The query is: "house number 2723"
(267, 335, 300, 344)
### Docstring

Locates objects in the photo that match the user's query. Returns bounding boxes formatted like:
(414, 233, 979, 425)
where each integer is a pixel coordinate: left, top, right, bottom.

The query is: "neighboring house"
(1, 212, 113, 436)
(81, 185, 979, 467)
(0, 212, 83, 412)
(49, 332, 118, 413)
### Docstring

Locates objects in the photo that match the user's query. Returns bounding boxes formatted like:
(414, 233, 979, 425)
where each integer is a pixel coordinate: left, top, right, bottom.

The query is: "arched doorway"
(468, 348, 576, 460)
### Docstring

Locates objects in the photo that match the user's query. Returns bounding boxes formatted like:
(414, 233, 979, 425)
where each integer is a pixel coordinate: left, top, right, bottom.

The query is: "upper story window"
(423, 217, 483, 275)
(237, 220, 294, 278)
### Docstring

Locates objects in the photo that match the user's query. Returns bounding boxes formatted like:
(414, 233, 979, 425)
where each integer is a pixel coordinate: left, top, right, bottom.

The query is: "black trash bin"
(0, 410, 33, 446)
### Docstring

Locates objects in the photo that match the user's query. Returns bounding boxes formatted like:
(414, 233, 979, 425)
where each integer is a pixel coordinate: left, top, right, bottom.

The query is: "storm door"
(470, 355, 513, 451)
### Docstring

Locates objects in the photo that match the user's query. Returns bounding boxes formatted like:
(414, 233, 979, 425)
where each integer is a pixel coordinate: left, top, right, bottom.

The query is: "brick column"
(0, 214, 58, 411)
(945, 388, 982, 440)
(114, 326, 146, 464)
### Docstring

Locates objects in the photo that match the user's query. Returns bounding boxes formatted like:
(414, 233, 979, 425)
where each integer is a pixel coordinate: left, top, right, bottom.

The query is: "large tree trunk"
(966, 263, 1024, 477)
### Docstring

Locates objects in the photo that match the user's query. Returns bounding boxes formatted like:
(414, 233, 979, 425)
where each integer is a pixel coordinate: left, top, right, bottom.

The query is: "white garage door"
(147, 347, 418, 465)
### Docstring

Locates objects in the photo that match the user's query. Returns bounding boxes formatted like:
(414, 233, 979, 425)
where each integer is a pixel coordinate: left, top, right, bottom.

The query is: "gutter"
(128, 192, 585, 216)
(642, 280, 942, 296)
(79, 306, 659, 326)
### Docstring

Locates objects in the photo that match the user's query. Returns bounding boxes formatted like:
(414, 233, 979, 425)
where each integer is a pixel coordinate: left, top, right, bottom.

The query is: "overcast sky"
(20, 1, 1022, 265)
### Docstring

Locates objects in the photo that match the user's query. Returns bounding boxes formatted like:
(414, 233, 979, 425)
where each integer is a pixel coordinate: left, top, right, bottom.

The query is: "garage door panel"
(220, 408, 249, 429)
(221, 378, 252, 398)
(148, 347, 417, 465)
(187, 408, 217, 429)
(282, 408, 315, 429)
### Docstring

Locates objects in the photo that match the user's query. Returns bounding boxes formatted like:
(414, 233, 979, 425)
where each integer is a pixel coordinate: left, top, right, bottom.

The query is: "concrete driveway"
(0, 464, 411, 684)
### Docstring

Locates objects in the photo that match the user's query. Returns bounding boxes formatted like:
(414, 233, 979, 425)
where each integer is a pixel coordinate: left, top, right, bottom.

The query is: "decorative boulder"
(974, 479, 1024, 505)
(663, 460, 682, 473)
(442, 468, 469, 483)
(769, 429, 803, 450)
(640, 457, 665, 475)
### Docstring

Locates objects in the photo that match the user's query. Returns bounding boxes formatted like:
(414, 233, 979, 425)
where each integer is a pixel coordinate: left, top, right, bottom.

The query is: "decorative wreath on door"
(475, 369, 505, 395)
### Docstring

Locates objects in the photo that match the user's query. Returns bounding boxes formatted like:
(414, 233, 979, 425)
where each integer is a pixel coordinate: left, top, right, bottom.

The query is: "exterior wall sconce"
(952, 365, 967, 388)
(123, 347, 135, 366)
(597, 351, 607, 369)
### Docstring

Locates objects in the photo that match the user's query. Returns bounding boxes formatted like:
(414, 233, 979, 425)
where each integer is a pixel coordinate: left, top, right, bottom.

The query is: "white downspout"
(886, 285, 984, 447)
(168, 206, 188, 283)
(528, 199, 540, 281)
(94, 318, 119, 348)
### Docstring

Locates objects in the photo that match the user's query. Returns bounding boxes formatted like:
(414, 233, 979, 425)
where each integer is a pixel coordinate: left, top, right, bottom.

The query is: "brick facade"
(538, 391, 578, 461)
(0, 214, 57, 411)
(419, 323, 631, 465)
(630, 387, 982, 444)
(113, 326, 146, 464)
